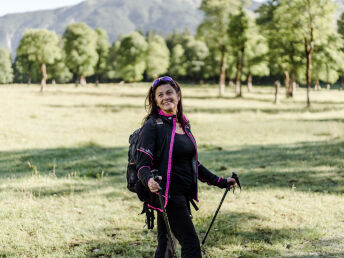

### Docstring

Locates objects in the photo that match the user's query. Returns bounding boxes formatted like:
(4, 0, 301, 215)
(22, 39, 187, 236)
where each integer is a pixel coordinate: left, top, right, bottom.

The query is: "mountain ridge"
(0, 0, 262, 56)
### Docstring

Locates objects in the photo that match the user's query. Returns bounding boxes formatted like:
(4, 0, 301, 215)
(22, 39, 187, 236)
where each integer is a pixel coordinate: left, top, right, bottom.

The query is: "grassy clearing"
(0, 83, 343, 257)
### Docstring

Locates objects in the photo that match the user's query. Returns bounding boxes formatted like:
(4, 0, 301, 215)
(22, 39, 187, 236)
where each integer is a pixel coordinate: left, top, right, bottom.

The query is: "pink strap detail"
(148, 204, 163, 212)
(218, 177, 221, 183)
(137, 148, 153, 161)
(137, 166, 151, 179)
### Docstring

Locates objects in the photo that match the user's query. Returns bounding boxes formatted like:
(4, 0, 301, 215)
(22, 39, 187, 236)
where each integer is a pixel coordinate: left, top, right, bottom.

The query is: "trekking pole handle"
(230, 172, 241, 190)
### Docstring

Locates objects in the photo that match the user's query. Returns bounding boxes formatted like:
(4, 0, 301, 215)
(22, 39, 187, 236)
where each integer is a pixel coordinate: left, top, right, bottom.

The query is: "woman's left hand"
(226, 177, 237, 188)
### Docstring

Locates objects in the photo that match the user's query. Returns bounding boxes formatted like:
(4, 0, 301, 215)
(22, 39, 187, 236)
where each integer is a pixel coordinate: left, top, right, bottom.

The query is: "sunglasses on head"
(152, 76, 176, 89)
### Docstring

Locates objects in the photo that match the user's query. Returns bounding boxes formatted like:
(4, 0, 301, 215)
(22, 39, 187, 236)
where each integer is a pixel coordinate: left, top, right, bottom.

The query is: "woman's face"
(155, 84, 180, 115)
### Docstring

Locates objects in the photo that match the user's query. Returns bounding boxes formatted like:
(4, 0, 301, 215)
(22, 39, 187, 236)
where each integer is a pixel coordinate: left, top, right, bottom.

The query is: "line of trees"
(0, 0, 343, 105)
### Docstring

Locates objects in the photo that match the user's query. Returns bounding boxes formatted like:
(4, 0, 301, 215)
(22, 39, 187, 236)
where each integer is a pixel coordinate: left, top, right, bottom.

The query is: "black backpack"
(127, 117, 164, 193)
(127, 128, 141, 192)
(126, 118, 163, 229)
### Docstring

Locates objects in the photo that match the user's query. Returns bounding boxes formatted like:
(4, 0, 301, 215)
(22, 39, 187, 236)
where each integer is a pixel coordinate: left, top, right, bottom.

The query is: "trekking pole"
(201, 172, 241, 247)
(151, 170, 178, 258)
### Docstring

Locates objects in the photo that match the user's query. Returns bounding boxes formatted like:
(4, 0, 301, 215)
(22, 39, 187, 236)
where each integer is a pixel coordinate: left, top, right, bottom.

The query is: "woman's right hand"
(148, 176, 162, 193)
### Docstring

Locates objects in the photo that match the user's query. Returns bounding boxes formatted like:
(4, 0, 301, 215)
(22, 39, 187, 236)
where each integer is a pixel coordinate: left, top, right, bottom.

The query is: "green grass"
(0, 83, 343, 257)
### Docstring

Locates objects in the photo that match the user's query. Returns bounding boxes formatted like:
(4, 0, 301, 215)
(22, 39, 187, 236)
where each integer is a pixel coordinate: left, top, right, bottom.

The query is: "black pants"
(154, 195, 202, 258)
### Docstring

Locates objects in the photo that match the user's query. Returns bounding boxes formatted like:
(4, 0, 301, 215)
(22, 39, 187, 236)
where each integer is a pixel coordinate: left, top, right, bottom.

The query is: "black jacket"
(136, 110, 228, 210)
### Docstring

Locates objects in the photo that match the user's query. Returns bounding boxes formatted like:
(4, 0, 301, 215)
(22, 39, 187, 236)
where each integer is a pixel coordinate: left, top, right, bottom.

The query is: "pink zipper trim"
(185, 126, 199, 202)
(164, 117, 176, 207)
(158, 109, 174, 117)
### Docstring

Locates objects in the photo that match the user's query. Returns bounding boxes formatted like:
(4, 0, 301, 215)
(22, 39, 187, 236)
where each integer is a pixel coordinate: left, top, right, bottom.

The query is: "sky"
(0, 0, 267, 17)
(0, 0, 84, 17)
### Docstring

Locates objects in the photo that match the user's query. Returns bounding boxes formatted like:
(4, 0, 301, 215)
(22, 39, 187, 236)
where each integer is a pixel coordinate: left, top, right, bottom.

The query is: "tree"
(244, 29, 269, 92)
(166, 30, 209, 81)
(146, 32, 170, 79)
(185, 38, 209, 81)
(63, 23, 98, 86)
(273, 0, 337, 106)
(17, 29, 61, 91)
(109, 31, 148, 82)
(106, 41, 120, 80)
(0, 48, 13, 84)
(13, 54, 40, 84)
(228, 6, 249, 97)
(312, 33, 344, 90)
(198, 0, 240, 96)
(257, 0, 304, 98)
(337, 11, 344, 90)
(169, 44, 187, 79)
(94, 28, 109, 86)
(47, 51, 73, 84)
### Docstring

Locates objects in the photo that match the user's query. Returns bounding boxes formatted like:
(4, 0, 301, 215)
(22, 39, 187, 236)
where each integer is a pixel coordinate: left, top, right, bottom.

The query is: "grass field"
(0, 83, 343, 257)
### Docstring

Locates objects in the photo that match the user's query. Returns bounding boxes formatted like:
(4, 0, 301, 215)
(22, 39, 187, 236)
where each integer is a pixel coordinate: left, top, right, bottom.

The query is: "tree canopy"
(0, 48, 13, 84)
(63, 23, 98, 86)
(109, 31, 148, 82)
(146, 33, 170, 79)
(17, 29, 61, 91)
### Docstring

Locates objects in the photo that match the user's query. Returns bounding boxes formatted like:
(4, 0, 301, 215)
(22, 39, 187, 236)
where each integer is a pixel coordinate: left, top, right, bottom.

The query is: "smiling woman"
(135, 76, 236, 257)
(155, 84, 180, 116)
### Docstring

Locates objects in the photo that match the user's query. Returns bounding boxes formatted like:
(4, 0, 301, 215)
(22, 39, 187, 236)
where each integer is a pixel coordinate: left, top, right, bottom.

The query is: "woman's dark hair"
(143, 78, 187, 128)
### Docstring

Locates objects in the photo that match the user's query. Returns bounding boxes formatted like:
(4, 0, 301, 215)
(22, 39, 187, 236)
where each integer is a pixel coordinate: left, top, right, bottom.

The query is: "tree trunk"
(40, 63, 47, 92)
(315, 79, 321, 91)
(27, 63, 32, 85)
(75, 75, 80, 87)
(305, 38, 313, 107)
(235, 61, 241, 96)
(219, 45, 226, 97)
(286, 71, 295, 97)
(95, 74, 99, 86)
(325, 63, 330, 90)
(247, 73, 253, 92)
(284, 71, 290, 97)
(228, 79, 234, 87)
(52, 79, 56, 85)
(274, 80, 280, 104)
(235, 48, 244, 97)
(340, 72, 344, 91)
(80, 76, 87, 86)
(292, 81, 297, 94)
(305, 0, 314, 107)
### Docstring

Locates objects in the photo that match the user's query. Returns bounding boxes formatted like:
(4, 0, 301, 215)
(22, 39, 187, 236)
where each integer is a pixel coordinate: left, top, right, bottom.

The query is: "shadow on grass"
(0, 140, 343, 197)
(75, 211, 323, 257)
(47, 90, 121, 98)
(0, 140, 342, 256)
(199, 140, 344, 194)
(299, 118, 344, 123)
(0, 143, 128, 198)
(67, 225, 156, 257)
(47, 103, 142, 112)
(184, 105, 344, 114)
(196, 211, 320, 257)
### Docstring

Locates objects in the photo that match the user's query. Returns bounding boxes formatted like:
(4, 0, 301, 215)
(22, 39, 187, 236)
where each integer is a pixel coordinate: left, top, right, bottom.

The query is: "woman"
(136, 76, 236, 257)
